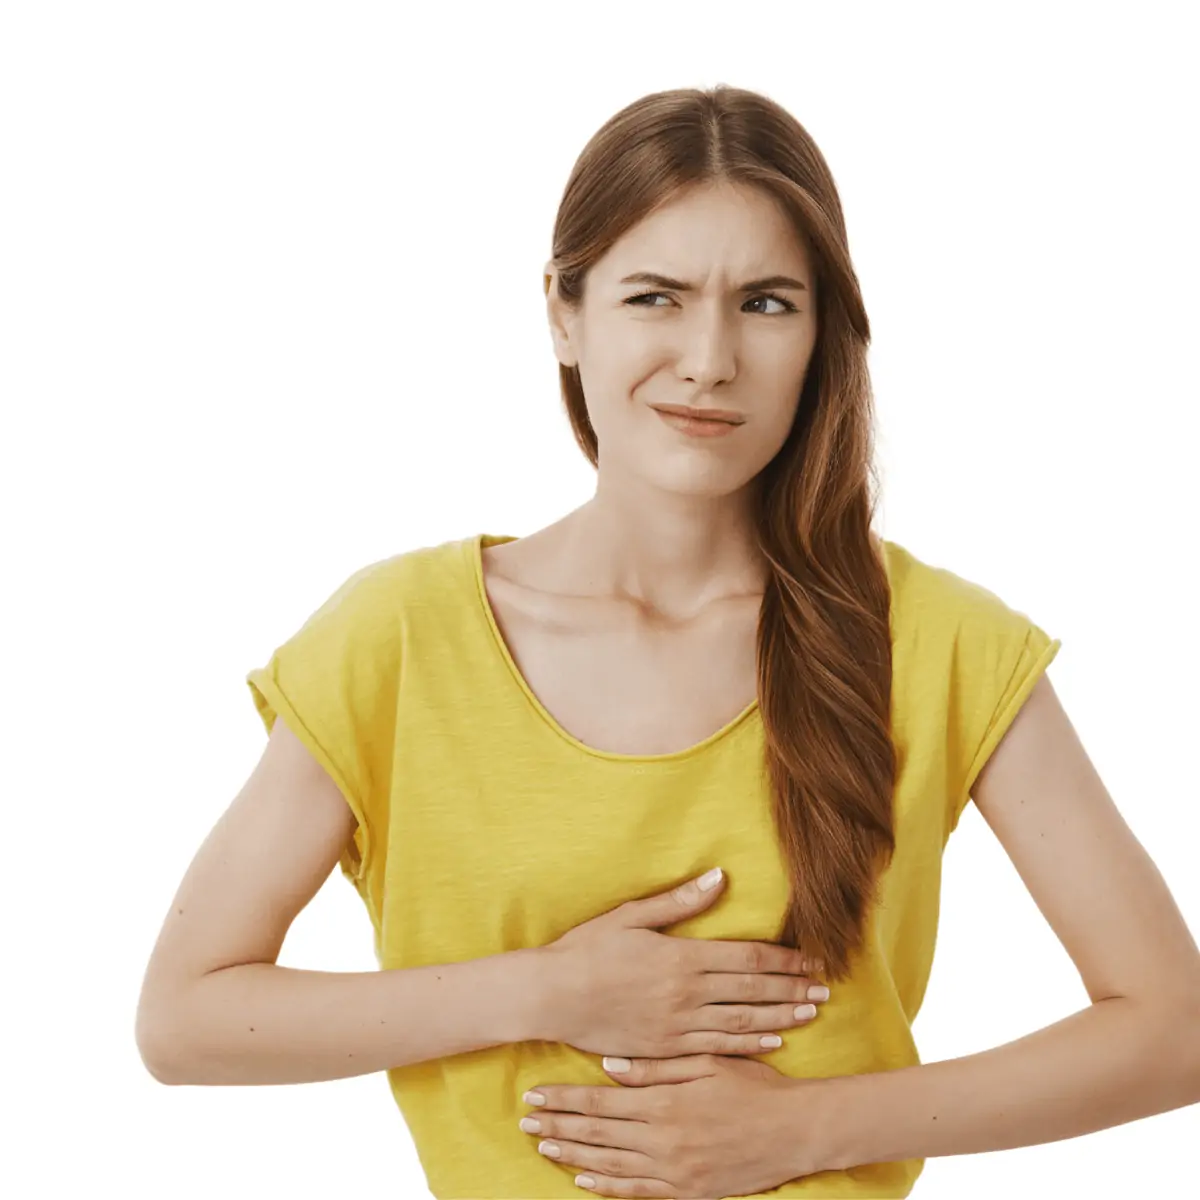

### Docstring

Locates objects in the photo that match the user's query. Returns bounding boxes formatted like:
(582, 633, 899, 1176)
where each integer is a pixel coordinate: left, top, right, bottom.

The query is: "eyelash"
(623, 288, 799, 315)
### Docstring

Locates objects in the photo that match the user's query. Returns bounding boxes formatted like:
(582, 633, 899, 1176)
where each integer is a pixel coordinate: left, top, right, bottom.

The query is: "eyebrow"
(618, 270, 809, 293)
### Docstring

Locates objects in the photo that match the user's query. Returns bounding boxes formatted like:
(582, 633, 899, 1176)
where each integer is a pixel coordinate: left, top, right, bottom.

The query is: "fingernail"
(603, 1056, 631, 1073)
(523, 1090, 545, 1105)
(794, 1003, 817, 1019)
(807, 985, 830, 1002)
(760, 1034, 783, 1048)
(539, 1140, 561, 1158)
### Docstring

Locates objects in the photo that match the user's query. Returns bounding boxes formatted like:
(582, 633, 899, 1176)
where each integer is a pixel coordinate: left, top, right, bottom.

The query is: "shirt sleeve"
(245, 557, 402, 887)
(945, 578, 1062, 835)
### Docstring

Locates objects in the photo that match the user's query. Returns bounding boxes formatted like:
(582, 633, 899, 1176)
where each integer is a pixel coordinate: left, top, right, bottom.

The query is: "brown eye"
(746, 292, 798, 315)
(624, 290, 670, 307)
(624, 290, 798, 314)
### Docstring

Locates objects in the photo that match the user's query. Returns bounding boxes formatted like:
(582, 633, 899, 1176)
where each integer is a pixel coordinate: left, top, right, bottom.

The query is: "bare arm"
(799, 675, 1200, 1172)
(135, 717, 552, 1086)
(148, 952, 549, 1086)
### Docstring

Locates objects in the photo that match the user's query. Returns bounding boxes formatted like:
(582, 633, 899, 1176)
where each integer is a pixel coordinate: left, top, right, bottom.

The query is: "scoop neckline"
(464, 532, 761, 764)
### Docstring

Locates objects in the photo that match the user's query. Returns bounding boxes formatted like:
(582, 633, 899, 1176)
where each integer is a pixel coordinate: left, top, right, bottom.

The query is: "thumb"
(618, 868, 725, 929)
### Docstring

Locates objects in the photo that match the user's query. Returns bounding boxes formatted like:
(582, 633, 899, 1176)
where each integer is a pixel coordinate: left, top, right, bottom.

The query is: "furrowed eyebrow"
(618, 271, 809, 293)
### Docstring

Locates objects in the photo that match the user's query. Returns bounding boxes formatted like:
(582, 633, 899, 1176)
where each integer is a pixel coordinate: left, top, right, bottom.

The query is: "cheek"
(581, 362, 656, 423)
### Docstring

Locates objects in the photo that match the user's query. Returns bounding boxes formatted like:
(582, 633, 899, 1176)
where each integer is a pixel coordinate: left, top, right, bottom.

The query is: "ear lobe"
(545, 293, 578, 368)
(547, 330, 574, 369)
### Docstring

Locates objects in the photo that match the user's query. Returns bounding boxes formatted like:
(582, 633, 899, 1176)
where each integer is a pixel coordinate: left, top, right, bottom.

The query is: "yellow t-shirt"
(246, 532, 1061, 1199)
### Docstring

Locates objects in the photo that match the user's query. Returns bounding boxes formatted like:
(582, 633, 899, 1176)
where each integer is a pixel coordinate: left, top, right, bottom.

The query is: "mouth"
(649, 404, 745, 425)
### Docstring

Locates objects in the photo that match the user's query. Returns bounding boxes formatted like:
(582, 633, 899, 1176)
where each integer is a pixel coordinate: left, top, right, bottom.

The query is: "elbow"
(1137, 991, 1200, 1108)
(135, 997, 187, 1086)
(136, 1027, 180, 1084)
(1187, 998, 1200, 1105)
(1161, 984, 1200, 1104)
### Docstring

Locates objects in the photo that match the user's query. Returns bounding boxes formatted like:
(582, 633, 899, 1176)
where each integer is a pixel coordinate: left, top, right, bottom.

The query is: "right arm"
(134, 718, 552, 1086)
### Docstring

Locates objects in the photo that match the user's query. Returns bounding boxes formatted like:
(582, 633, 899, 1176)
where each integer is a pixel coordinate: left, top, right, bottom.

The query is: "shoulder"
(880, 537, 1063, 831)
(879, 535, 1062, 740)
(880, 536, 1044, 646)
(299, 535, 469, 628)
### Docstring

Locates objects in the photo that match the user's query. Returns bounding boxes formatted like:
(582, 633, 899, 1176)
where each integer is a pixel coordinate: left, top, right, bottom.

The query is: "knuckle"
(671, 938, 694, 973)
(738, 973, 760, 1001)
(584, 1117, 605, 1143)
(671, 965, 693, 997)
(744, 943, 766, 972)
(717, 1032, 742, 1055)
(728, 1005, 753, 1033)
(600, 1147, 625, 1175)
(666, 977, 691, 1014)
(657, 1129, 682, 1160)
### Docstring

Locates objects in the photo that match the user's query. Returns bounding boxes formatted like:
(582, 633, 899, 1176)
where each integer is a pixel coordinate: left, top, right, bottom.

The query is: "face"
(545, 179, 819, 499)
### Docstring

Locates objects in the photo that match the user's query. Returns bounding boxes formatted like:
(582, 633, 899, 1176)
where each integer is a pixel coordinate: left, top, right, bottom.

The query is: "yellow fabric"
(246, 532, 1061, 1199)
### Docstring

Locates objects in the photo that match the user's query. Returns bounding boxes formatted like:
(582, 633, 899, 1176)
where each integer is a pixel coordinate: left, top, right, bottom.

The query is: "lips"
(650, 405, 744, 425)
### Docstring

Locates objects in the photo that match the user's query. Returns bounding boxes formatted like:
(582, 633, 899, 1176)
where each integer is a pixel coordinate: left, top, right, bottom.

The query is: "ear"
(543, 261, 579, 369)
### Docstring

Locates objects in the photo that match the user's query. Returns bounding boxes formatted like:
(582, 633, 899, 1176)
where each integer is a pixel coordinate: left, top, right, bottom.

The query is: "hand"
(539, 868, 828, 1060)
(519, 1052, 828, 1197)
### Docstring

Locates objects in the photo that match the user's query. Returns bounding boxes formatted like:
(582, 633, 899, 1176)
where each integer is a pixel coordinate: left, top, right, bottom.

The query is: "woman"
(134, 84, 1200, 1198)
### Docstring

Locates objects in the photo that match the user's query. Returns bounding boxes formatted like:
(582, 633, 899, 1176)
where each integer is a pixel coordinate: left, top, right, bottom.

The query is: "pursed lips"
(651, 404, 745, 425)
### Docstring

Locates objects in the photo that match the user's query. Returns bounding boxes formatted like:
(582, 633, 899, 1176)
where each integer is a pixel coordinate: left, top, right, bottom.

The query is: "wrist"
(778, 1073, 857, 1178)
(505, 945, 562, 1044)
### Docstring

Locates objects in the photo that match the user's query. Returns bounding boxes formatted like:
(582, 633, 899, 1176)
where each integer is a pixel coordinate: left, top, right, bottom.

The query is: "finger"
(676, 1026, 794, 1056)
(694, 999, 820, 1035)
(688, 938, 823, 977)
(524, 1083, 645, 1120)
(571, 1166, 674, 1197)
(533, 1137, 657, 1186)
(603, 1054, 715, 1086)
(572, 1167, 674, 1197)
(524, 1108, 656, 1156)
(697, 969, 828, 1004)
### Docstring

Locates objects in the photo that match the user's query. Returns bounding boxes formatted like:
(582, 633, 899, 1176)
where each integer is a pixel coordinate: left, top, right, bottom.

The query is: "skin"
(512, 181, 1200, 1196)
(496, 179, 824, 1194)
(526, 178, 819, 620)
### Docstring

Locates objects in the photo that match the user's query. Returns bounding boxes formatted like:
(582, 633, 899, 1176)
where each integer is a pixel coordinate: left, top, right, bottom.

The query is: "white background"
(4, 2, 1198, 1196)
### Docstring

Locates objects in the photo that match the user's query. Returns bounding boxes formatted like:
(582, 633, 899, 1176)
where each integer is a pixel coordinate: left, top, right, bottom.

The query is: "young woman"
(135, 84, 1200, 1198)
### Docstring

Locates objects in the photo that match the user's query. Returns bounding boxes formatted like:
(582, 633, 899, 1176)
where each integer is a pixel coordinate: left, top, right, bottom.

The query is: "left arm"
(801, 990, 1200, 1171)
(801, 673, 1200, 1172)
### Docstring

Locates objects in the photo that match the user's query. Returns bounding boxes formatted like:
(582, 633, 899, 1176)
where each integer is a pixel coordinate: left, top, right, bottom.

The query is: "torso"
(480, 536, 762, 757)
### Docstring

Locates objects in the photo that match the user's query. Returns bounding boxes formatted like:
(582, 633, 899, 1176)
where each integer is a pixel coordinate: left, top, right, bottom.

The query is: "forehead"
(597, 181, 809, 277)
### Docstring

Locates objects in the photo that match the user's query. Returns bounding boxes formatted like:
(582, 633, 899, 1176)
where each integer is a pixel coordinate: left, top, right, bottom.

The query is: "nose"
(674, 303, 737, 389)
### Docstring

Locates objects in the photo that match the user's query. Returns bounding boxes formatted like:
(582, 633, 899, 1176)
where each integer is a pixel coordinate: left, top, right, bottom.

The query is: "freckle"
(249, 1027, 255, 1033)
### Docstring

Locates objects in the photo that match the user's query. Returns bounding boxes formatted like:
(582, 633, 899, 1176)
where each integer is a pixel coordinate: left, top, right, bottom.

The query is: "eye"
(746, 292, 798, 315)
(623, 289, 798, 315)
(624, 289, 672, 308)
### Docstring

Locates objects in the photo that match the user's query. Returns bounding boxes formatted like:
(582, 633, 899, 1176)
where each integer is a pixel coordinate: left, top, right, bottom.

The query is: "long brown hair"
(547, 85, 895, 982)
